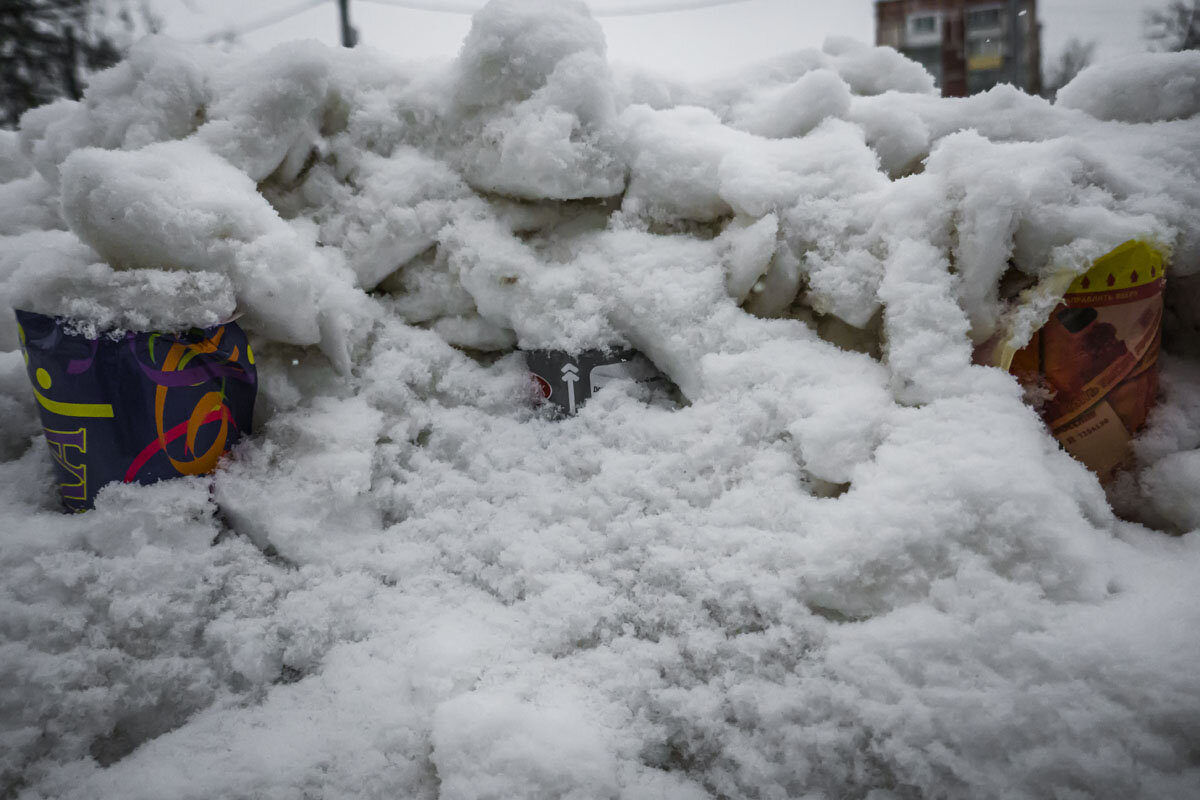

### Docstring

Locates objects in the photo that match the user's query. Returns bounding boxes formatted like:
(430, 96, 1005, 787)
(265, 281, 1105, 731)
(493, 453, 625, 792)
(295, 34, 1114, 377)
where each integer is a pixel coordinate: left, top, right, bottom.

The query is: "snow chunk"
(720, 117, 886, 219)
(0, 172, 61, 237)
(0, 131, 32, 182)
(17, 37, 214, 186)
(451, 0, 625, 199)
(846, 94, 932, 177)
(718, 214, 779, 302)
(620, 104, 745, 222)
(455, 0, 605, 109)
(823, 36, 938, 96)
(0, 350, 39, 460)
(729, 69, 853, 139)
(1141, 449, 1200, 533)
(923, 130, 1171, 341)
(197, 41, 331, 182)
(58, 139, 373, 359)
(432, 690, 619, 800)
(0, 229, 234, 343)
(1057, 51, 1200, 123)
(309, 147, 473, 290)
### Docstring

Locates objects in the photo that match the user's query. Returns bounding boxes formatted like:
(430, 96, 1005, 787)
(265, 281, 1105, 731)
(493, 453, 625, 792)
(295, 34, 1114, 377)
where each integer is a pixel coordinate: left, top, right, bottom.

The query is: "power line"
(589, 0, 755, 17)
(353, 0, 478, 12)
(189, 0, 756, 45)
(197, 0, 329, 43)
(356, 0, 755, 17)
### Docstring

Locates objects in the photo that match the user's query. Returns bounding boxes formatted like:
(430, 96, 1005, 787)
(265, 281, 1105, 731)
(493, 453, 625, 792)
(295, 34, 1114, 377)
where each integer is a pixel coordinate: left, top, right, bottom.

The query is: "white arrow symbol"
(561, 363, 580, 414)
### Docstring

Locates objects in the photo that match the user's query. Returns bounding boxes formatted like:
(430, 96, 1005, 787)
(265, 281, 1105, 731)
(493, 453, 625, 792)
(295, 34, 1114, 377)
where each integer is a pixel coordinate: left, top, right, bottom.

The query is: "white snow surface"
(2, 2, 1200, 798)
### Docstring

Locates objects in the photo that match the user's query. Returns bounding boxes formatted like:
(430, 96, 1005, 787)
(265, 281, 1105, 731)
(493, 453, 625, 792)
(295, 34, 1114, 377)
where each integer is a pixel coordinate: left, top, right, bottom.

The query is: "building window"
(966, 7, 1003, 32)
(910, 15, 937, 34)
(906, 12, 942, 46)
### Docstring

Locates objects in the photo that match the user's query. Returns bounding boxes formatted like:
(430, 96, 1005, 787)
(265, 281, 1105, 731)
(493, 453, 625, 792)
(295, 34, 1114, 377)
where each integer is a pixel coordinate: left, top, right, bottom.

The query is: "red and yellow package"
(979, 240, 1166, 479)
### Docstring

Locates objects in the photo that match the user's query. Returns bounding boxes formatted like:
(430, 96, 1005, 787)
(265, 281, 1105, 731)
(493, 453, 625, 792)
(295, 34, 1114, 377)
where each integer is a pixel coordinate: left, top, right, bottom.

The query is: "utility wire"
(356, 0, 755, 17)
(190, 0, 755, 44)
(352, 0, 478, 12)
(197, 0, 329, 43)
(589, 0, 755, 17)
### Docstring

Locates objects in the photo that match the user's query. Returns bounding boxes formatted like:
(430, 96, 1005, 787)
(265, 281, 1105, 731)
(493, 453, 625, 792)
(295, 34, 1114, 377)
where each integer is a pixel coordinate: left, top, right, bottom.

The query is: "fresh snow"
(2, 1, 1200, 797)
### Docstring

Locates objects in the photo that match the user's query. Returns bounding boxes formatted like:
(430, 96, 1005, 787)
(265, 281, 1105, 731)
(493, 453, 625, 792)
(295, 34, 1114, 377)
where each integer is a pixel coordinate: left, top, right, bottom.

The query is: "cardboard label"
(977, 240, 1165, 479)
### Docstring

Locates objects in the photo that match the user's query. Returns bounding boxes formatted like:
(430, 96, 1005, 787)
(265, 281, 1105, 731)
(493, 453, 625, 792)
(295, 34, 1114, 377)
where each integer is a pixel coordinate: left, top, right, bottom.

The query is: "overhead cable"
(357, 0, 755, 17)
(198, 0, 329, 42)
(589, 0, 755, 17)
(191, 0, 756, 43)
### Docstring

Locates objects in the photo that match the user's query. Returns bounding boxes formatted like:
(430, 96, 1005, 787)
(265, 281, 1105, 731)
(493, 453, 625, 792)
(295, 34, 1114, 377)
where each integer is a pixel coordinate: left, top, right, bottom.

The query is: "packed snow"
(2, 1, 1200, 797)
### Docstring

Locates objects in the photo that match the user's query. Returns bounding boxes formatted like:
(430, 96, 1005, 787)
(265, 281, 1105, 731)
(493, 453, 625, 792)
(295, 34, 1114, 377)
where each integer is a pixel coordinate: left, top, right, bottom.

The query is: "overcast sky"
(154, 0, 1160, 80)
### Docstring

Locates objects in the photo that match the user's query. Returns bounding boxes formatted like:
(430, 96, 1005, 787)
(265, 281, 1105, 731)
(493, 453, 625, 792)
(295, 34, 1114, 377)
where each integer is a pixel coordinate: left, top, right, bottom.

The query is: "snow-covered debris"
(2, 1, 1200, 798)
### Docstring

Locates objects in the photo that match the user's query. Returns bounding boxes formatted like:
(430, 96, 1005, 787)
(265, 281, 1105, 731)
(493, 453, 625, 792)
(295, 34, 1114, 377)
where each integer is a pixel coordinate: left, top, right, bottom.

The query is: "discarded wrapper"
(16, 310, 258, 511)
(523, 347, 665, 416)
(975, 240, 1166, 479)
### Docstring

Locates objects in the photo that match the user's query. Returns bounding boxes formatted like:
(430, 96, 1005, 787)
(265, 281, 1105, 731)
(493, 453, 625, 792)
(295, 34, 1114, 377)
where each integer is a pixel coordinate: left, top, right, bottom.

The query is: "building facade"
(876, 0, 1041, 97)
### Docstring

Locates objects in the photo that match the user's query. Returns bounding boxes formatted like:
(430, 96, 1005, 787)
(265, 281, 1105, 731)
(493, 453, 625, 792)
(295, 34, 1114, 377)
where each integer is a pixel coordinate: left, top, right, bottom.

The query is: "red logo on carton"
(530, 373, 552, 401)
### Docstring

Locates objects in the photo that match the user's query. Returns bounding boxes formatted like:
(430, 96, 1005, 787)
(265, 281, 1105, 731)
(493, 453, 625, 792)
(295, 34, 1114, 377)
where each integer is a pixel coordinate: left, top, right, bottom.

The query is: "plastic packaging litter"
(975, 240, 1166, 479)
(16, 310, 257, 511)
(523, 347, 665, 416)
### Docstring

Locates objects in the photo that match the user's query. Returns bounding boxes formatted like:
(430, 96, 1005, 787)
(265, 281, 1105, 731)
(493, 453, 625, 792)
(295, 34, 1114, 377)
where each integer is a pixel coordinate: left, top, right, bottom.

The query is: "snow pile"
(2, 1, 1200, 797)
(1056, 50, 1200, 124)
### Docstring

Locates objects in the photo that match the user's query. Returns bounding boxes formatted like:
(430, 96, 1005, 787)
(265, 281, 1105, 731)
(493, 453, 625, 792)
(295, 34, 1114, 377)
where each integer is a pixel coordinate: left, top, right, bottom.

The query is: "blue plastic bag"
(15, 310, 257, 512)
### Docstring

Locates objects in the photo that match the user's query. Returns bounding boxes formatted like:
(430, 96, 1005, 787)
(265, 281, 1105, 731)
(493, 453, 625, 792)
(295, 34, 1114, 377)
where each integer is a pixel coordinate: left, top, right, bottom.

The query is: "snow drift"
(2, 1, 1200, 797)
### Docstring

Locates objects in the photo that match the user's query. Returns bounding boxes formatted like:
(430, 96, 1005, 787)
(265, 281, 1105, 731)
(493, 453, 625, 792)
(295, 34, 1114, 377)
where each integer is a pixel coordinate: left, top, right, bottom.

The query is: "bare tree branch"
(1144, 0, 1200, 52)
(1043, 37, 1097, 100)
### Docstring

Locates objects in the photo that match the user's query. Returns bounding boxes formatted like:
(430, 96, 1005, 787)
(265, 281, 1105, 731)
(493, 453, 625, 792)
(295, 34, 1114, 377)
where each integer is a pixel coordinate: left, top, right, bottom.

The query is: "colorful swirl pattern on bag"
(15, 310, 257, 512)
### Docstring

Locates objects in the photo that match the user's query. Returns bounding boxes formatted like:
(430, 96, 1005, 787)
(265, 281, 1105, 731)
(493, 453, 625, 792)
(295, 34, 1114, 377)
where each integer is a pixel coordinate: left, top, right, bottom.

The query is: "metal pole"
(63, 24, 82, 100)
(338, 0, 357, 47)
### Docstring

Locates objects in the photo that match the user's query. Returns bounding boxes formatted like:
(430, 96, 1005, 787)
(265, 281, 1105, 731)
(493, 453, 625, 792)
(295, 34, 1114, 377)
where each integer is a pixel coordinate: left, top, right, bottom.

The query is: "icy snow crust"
(3, 2, 1200, 797)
